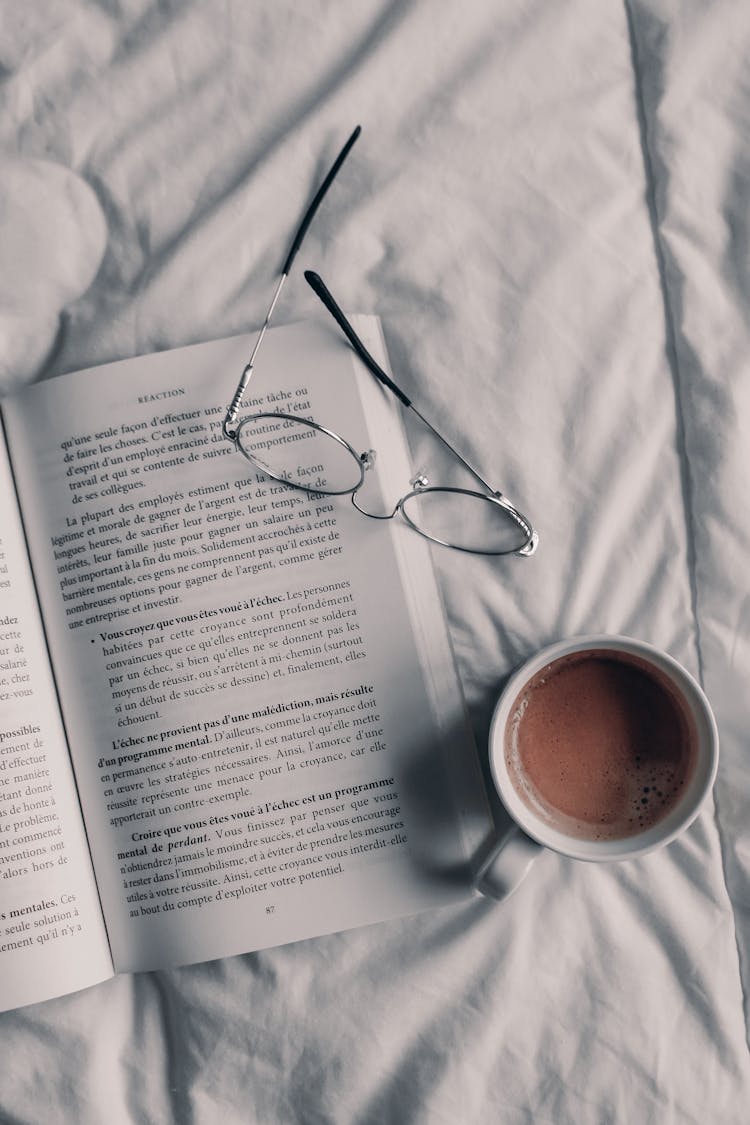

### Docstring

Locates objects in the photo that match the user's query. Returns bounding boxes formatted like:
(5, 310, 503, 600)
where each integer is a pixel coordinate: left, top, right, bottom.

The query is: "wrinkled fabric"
(0, 1, 748, 1122)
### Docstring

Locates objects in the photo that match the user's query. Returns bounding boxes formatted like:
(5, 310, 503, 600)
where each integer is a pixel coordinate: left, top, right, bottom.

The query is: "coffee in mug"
(504, 648, 698, 842)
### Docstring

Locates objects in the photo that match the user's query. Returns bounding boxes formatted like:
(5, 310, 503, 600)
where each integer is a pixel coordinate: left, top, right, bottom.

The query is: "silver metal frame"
(223, 276, 287, 443)
(232, 411, 538, 556)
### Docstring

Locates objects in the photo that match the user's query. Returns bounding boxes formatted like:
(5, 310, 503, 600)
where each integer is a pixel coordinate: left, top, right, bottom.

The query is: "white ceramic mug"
(477, 635, 719, 899)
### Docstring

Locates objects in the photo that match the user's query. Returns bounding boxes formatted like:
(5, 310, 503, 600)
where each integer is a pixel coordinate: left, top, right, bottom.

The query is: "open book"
(0, 317, 492, 1012)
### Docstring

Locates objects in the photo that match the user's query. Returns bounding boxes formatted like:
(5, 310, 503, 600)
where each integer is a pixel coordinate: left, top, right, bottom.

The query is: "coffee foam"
(504, 649, 698, 841)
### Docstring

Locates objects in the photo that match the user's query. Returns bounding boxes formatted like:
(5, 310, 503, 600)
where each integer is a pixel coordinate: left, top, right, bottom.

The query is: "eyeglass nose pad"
(361, 449, 376, 471)
(410, 472, 429, 489)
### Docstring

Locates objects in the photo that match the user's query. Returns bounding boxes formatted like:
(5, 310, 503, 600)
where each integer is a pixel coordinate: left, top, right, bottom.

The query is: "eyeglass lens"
(236, 413, 364, 495)
(400, 488, 531, 554)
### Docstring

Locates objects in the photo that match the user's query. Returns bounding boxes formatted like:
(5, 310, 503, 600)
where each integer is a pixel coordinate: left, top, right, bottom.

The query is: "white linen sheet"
(1, 1, 748, 1121)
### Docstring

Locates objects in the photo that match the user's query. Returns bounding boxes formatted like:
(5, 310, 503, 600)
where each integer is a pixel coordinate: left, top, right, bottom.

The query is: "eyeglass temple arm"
(304, 270, 497, 496)
(223, 125, 361, 442)
(304, 270, 412, 405)
(281, 125, 361, 275)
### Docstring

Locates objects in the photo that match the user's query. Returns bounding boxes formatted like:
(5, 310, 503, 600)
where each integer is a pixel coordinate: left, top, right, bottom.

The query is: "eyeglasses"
(223, 127, 538, 557)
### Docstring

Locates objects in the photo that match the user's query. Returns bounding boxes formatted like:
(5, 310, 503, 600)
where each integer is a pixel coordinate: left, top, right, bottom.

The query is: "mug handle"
(476, 825, 544, 900)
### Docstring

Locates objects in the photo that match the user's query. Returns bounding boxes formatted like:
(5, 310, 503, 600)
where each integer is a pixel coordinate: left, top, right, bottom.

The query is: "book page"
(2, 318, 491, 973)
(0, 429, 113, 1011)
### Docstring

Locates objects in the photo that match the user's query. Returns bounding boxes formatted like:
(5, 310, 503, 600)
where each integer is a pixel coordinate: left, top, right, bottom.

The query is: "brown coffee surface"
(504, 650, 697, 840)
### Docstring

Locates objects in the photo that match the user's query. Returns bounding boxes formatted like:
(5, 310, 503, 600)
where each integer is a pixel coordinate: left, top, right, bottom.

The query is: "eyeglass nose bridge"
(350, 477, 402, 523)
